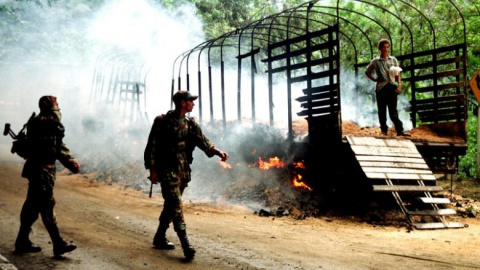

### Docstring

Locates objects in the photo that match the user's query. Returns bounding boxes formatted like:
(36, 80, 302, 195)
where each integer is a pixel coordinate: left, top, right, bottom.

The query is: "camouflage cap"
(39, 95, 60, 112)
(173, 90, 198, 104)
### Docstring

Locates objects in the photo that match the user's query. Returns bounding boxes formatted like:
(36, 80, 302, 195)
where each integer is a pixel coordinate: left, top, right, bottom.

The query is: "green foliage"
(0, 0, 99, 62)
(190, 0, 281, 39)
(459, 110, 478, 179)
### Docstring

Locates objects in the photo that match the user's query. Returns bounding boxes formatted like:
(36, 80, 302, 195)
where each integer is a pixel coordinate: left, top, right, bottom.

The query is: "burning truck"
(86, 0, 473, 229)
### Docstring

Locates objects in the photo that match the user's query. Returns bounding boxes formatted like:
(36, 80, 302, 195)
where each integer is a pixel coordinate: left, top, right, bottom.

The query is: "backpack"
(3, 112, 35, 159)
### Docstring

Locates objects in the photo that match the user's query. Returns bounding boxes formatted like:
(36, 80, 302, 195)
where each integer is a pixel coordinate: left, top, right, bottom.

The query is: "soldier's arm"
(191, 120, 228, 161)
(57, 142, 80, 173)
(54, 120, 80, 173)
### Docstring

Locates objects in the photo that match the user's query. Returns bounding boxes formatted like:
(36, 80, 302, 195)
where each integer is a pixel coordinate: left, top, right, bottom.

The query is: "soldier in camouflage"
(15, 96, 81, 257)
(144, 90, 229, 260)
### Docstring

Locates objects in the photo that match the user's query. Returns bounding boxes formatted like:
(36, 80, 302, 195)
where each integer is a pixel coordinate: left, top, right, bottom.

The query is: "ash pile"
(186, 123, 327, 220)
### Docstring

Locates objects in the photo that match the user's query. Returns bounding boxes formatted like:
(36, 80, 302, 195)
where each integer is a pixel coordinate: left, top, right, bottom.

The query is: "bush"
(459, 111, 478, 179)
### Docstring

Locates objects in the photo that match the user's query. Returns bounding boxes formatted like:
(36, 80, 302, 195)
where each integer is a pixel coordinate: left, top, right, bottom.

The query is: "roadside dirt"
(1, 159, 479, 270)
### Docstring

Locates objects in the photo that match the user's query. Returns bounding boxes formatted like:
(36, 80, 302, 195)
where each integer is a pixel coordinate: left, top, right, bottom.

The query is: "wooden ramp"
(346, 136, 465, 230)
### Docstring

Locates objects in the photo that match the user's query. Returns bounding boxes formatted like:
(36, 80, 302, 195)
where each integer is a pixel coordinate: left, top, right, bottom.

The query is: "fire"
(257, 156, 285, 170)
(292, 161, 305, 169)
(291, 161, 312, 191)
(249, 155, 312, 191)
(219, 160, 233, 170)
(292, 174, 312, 191)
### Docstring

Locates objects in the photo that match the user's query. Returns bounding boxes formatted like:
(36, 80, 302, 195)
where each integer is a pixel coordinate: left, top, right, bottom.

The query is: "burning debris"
(74, 121, 326, 220)
(291, 161, 312, 192)
(254, 156, 285, 170)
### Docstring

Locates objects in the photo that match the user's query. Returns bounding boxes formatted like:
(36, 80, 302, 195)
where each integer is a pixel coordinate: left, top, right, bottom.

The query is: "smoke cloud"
(0, 0, 412, 214)
(0, 0, 303, 212)
(0, 1, 202, 182)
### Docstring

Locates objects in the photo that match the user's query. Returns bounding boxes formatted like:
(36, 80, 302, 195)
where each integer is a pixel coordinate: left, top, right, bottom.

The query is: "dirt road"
(1, 159, 479, 270)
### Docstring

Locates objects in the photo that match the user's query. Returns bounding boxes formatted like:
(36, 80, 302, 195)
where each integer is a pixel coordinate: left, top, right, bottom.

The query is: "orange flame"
(292, 161, 305, 169)
(258, 156, 285, 170)
(291, 161, 312, 191)
(292, 174, 312, 191)
(219, 160, 233, 170)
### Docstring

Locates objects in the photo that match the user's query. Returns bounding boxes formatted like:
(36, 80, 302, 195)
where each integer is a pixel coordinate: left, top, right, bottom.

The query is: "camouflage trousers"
(16, 178, 64, 246)
(159, 182, 186, 232)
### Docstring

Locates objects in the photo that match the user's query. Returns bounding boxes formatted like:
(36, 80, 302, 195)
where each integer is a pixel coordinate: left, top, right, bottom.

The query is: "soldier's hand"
(219, 151, 229, 162)
(149, 169, 159, 184)
(71, 161, 81, 174)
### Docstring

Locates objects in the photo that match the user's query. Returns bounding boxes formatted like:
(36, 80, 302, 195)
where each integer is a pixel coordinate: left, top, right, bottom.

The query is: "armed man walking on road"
(144, 90, 229, 260)
(14, 95, 81, 257)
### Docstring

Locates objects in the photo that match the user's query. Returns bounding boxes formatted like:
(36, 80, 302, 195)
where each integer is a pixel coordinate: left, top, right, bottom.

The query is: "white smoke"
(340, 68, 412, 130)
(0, 0, 205, 167)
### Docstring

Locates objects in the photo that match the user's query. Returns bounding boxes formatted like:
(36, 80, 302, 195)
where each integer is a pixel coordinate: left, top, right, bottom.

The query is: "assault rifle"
(3, 112, 36, 159)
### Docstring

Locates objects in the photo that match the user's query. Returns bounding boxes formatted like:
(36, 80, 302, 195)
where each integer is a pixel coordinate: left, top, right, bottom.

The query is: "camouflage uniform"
(144, 110, 217, 232)
(15, 96, 79, 256)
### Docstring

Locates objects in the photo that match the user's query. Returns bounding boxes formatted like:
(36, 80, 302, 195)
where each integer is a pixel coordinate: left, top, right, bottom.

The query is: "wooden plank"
(413, 94, 465, 105)
(362, 167, 433, 175)
(359, 161, 429, 169)
(296, 89, 339, 102)
(353, 152, 422, 158)
(265, 42, 334, 62)
(415, 100, 465, 111)
(355, 155, 426, 164)
(415, 82, 464, 93)
(383, 139, 417, 149)
(269, 57, 330, 74)
(351, 144, 419, 153)
(417, 106, 466, 114)
(291, 69, 338, 83)
(347, 136, 387, 146)
(350, 146, 422, 158)
(267, 27, 334, 50)
(408, 209, 457, 216)
(417, 106, 465, 114)
(297, 105, 340, 117)
(347, 137, 417, 149)
(417, 197, 451, 204)
(412, 68, 464, 82)
(413, 222, 465, 230)
(299, 97, 339, 108)
(302, 84, 338, 95)
(366, 173, 436, 180)
(401, 57, 464, 72)
(395, 43, 464, 60)
(418, 112, 466, 123)
(373, 185, 442, 192)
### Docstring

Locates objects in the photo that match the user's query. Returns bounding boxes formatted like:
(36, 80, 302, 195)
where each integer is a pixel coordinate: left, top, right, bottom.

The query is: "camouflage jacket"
(144, 110, 216, 186)
(21, 113, 77, 183)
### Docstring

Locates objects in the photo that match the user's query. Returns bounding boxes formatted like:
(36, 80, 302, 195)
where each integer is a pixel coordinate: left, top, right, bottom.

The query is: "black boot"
(53, 240, 77, 257)
(177, 230, 195, 260)
(15, 226, 42, 253)
(153, 225, 175, 250)
(15, 240, 42, 254)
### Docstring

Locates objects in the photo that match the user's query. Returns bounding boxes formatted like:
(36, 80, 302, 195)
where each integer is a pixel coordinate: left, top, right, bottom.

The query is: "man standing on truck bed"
(365, 38, 410, 136)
